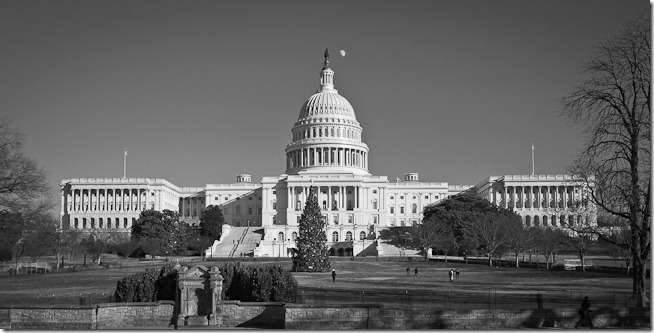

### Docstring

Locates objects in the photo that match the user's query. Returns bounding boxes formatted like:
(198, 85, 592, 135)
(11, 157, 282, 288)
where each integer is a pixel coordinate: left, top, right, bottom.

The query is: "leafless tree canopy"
(560, 16, 650, 307)
(0, 117, 50, 213)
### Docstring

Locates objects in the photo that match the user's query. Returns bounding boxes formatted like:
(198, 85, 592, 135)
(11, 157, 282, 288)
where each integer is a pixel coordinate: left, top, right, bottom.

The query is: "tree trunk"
(632, 239, 648, 307)
(515, 252, 520, 268)
(580, 250, 586, 272)
(488, 253, 492, 266)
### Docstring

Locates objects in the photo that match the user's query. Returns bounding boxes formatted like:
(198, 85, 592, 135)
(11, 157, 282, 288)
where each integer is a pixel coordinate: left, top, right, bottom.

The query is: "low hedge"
(114, 262, 297, 303)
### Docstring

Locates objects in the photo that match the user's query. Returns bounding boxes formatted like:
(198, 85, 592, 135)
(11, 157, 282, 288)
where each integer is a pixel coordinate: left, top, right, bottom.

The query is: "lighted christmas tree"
(292, 186, 330, 272)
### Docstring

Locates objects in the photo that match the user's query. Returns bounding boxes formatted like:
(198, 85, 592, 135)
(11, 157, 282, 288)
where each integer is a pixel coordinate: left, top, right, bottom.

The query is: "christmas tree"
(292, 186, 330, 272)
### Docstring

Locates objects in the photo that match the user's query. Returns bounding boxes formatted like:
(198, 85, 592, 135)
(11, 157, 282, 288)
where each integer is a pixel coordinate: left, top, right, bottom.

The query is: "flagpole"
(123, 148, 127, 178)
(531, 143, 535, 176)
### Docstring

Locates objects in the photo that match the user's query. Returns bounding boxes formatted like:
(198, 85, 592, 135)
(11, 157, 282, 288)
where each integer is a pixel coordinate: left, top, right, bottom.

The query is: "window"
(413, 196, 416, 199)
(400, 219, 405, 226)
(390, 219, 395, 226)
(332, 231, 339, 242)
(292, 232, 298, 242)
(425, 195, 428, 199)
(390, 196, 394, 199)
(359, 231, 366, 240)
(412, 204, 417, 214)
(278, 232, 284, 242)
(390, 206, 395, 214)
(258, 196, 261, 201)
(249, 197, 252, 200)
(373, 189, 377, 194)
(296, 201, 302, 211)
(272, 201, 277, 209)
(400, 196, 404, 199)
(322, 200, 327, 210)
(373, 215, 378, 224)
(333, 214, 339, 224)
(400, 206, 405, 214)
(345, 231, 353, 242)
(372, 200, 378, 210)
(215, 197, 219, 201)
(348, 215, 353, 223)
(248, 207, 253, 215)
(272, 190, 276, 195)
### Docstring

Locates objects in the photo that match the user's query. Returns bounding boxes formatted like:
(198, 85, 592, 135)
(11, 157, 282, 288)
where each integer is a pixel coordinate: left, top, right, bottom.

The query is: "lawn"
(0, 257, 644, 311)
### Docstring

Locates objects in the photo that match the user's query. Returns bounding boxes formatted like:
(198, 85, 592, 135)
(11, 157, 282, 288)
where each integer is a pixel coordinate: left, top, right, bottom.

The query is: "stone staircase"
(205, 226, 263, 258)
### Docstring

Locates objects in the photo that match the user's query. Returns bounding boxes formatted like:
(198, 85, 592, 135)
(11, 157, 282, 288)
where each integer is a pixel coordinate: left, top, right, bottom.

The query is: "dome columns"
(285, 146, 368, 172)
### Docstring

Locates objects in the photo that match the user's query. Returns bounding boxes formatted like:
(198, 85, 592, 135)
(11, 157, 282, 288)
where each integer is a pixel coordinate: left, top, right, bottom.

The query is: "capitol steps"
(206, 227, 264, 258)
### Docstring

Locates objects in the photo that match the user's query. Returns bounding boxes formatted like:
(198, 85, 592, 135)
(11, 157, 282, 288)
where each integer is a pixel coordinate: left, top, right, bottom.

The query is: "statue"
(323, 48, 330, 69)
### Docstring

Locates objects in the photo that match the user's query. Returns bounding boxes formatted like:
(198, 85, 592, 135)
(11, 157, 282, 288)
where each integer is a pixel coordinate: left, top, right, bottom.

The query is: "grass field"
(0, 256, 647, 310)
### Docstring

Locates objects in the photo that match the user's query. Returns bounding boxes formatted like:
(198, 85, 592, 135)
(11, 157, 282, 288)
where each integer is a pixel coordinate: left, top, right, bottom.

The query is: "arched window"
(372, 200, 378, 210)
(278, 232, 284, 242)
(551, 215, 558, 227)
(345, 231, 352, 241)
(99, 218, 104, 229)
(74, 218, 79, 229)
(534, 215, 540, 227)
(525, 216, 531, 227)
(543, 215, 548, 227)
(332, 231, 339, 242)
(296, 201, 301, 211)
(322, 200, 327, 210)
(124, 218, 128, 228)
(359, 231, 366, 240)
(412, 203, 417, 214)
(292, 232, 298, 242)
(83, 218, 87, 229)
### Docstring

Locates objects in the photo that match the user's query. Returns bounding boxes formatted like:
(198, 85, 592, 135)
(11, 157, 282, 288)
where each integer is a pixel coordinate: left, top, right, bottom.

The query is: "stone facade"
(59, 53, 594, 257)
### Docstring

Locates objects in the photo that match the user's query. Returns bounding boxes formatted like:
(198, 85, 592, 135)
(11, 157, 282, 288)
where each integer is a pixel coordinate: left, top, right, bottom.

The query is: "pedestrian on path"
(448, 269, 453, 282)
(575, 296, 594, 329)
(332, 269, 336, 283)
(455, 269, 460, 280)
(406, 267, 410, 276)
(414, 267, 418, 276)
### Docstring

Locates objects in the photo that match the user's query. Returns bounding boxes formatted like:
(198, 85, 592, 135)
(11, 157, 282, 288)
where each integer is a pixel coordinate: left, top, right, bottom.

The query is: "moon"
(340, 50, 346, 57)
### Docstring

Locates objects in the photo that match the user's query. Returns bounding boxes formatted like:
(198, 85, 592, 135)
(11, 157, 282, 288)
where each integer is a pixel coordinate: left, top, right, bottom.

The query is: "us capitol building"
(60, 51, 595, 257)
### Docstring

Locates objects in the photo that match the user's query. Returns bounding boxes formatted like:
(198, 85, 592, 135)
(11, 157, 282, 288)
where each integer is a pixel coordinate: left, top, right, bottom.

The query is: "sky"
(0, 0, 650, 202)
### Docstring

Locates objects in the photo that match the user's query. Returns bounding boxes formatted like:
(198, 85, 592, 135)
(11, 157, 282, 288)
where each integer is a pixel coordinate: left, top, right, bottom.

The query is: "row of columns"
(294, 126, 360, 141)
(286, 185, 386, 212)
(287, 147, 368, 170)
(72, 216, 133, 229)
(491, 185, 583, 209)
(180, 197, 204, 218)
(65, 188, 151, 214)
(523, 214, 588, 228)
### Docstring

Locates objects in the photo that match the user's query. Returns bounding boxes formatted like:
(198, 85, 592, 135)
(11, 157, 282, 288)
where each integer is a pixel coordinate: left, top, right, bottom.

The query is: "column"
(546, 186, 551, 208)
(327, 186, 331, 211)
(504, 186, 508, 209)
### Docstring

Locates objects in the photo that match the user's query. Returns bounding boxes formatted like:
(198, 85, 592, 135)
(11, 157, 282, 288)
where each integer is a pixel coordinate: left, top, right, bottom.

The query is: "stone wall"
(285, 304, 382, 329)
(96, 301, 174, 329)
(0, 301, 174, 330)
(220, 300, 285, 328)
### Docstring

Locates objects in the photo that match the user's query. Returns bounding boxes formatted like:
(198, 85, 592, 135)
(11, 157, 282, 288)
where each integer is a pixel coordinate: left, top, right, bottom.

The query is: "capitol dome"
(285, 49, 370, 176)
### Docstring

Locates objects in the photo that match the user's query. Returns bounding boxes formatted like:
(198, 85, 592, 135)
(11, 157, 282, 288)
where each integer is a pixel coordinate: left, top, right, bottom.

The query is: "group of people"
(404, 267, 460, 281)
(447, 269, 460, 281)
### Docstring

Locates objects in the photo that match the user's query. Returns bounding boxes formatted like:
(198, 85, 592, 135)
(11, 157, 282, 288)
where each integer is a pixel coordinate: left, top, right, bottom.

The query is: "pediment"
(180, 265, 210, 279)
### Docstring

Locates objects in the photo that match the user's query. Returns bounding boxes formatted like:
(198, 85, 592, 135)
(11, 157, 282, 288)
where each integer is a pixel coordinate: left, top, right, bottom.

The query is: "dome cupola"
(285, 49, 370, 176)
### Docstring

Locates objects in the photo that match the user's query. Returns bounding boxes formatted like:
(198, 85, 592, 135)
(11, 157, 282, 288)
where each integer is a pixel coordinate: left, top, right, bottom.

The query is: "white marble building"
(59, 52, 593, 257)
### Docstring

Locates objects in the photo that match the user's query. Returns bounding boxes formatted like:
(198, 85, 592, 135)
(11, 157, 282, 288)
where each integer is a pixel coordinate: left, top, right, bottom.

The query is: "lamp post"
(273, 238, 276, 257)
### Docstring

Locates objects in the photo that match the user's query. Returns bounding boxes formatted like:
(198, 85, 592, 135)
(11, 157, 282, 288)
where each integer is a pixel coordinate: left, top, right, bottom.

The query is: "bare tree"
(462, 212, 516, 266)
(113, 232, 140, 265)
(81, 231, 118, 265)
(412, 215, 456, 261)
(560, 16, 650, 307)
(0, 117, 50, 212)
(563, 229, 600, 272)
(505, 224, 536, 268)
(533, 227, 566, 270)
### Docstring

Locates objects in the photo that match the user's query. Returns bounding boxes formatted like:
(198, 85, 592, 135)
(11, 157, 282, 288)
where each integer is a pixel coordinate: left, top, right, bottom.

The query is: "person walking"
(406, 267, 410, 276)
(455, 269, 460, 280)
(448, 269, 453, 282)
(575, 296, 594, 329)
(414, 267, 418, 276)
(332, 269, 336, 283)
